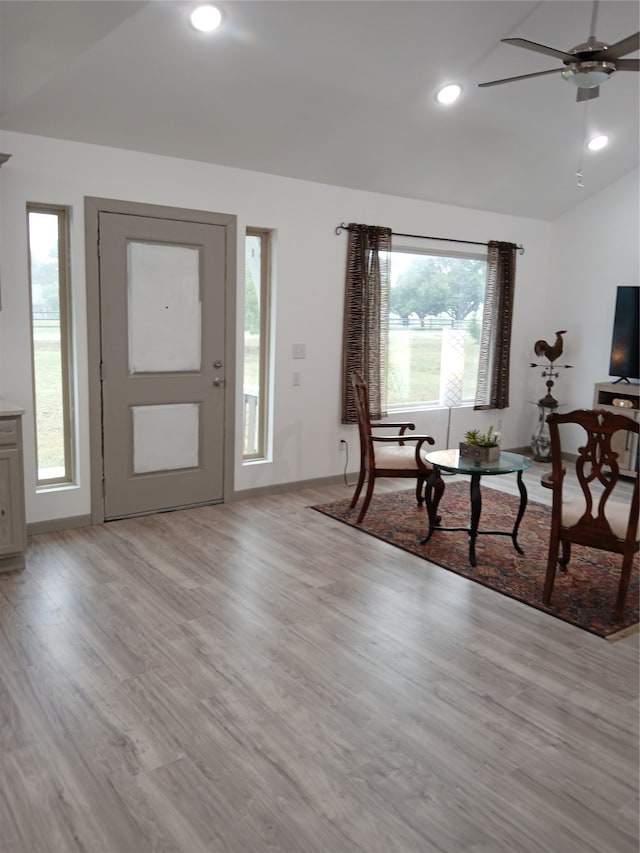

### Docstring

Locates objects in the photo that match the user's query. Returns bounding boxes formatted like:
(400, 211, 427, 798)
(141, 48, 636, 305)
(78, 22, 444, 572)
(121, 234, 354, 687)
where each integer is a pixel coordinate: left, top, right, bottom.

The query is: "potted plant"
(459, 426, 501, 462)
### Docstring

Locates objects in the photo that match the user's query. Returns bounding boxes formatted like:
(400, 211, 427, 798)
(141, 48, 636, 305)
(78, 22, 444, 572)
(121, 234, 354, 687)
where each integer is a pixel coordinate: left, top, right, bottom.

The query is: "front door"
(97, 210, 229, 519)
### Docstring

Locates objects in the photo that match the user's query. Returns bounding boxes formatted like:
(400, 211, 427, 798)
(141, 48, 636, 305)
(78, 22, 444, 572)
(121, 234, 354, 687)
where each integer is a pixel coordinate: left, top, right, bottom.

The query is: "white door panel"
(99, 212, 226, 519)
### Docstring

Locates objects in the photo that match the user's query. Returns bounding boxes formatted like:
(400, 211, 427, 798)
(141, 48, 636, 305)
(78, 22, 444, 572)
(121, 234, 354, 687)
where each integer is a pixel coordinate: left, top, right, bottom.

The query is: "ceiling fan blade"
(478, 68, 562, 88)
(502, 37, 575, 62)
(592, 31, 640, 60)
(577, 86, 599, 102)
(615, 59, 640, 71)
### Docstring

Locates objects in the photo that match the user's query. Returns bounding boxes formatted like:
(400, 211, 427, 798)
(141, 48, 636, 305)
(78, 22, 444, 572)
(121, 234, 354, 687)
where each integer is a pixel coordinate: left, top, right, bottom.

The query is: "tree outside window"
(388, 250, 487, 408)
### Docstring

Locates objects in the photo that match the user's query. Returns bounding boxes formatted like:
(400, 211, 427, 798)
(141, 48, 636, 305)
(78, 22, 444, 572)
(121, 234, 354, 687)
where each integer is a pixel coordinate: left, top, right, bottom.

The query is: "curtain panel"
(474, 240, 518, 410)
(341, 223, 392, 424)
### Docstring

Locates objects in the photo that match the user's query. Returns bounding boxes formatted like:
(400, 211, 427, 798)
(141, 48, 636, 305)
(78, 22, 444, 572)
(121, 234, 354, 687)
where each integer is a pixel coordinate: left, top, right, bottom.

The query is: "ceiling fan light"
(436, 84, 462, 105)
(190, 5, 222, 32)
(561, 62, 615, 88)
(587, 135, 608, 151)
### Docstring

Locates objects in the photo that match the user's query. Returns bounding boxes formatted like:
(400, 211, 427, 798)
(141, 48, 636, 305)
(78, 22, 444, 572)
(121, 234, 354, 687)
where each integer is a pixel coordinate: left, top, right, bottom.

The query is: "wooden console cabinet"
(593, 381, 639, 478)
(0, 401, 26, 571)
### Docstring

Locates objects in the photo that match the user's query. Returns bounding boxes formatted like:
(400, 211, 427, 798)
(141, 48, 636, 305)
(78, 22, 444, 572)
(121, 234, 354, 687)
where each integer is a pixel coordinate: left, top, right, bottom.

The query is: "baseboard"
(230, 473, 350, 502)
(25, 478, 353, 535)
(35, 459, 586, 532)
(506, 446, 576, 465)
(507, 445, 535, 457)
(27, 514, 93, 536)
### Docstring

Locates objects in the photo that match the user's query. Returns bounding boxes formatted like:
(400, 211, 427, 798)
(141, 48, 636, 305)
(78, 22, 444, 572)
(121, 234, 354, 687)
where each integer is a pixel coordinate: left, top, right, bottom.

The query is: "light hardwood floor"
(1, 465, 638, 853)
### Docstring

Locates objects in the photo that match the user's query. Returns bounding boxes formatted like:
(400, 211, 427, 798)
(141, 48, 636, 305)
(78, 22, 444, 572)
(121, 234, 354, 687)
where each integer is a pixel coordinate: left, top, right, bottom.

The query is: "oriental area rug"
(311, 483, 639, 640)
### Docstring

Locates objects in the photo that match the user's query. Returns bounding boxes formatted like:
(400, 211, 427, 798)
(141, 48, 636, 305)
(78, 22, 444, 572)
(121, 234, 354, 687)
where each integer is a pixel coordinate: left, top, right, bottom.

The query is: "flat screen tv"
(609, 286, 640, 383)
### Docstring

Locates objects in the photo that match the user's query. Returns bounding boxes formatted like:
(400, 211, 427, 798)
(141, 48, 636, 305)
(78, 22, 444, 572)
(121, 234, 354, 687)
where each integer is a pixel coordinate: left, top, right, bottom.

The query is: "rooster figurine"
(534, 330, 566, 363)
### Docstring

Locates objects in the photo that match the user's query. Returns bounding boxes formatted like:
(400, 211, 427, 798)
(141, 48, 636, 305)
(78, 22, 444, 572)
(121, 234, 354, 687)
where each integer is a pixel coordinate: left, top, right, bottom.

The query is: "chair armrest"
(370, 435, 436, 471)
(371, 421, 416, 435)
(370, 435, 435, 444)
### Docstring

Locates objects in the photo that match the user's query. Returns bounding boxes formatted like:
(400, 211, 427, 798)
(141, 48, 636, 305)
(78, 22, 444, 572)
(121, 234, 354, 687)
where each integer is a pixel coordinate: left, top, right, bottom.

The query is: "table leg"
(468, 472, 482, 567)
(512, 470, 527, 554)
(421, 466, 442, 544)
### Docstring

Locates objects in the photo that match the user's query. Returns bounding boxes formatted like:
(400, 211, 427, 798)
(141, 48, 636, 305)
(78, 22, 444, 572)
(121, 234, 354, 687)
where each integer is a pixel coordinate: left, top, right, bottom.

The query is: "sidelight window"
(244, 228, 272, 459)
(27, 204, 75, 485)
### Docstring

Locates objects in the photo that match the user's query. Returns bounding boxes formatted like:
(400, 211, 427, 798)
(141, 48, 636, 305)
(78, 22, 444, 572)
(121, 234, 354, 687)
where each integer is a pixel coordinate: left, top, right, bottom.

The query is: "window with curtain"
(386, 247, 487, 410)
(342, 226, 517, 417)
(474, 240, 517, 410)
(341, 223, 392, 424)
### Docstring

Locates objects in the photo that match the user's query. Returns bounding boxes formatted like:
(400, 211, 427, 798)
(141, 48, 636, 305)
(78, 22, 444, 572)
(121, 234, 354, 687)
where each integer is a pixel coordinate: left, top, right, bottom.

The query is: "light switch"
(292, 370, 301, 386)
(292, 343, 306, 359)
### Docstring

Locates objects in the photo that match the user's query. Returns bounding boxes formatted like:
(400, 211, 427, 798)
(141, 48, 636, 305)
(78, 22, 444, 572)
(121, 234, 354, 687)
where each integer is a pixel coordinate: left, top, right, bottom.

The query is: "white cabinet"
(0, 402, 26, 571)
(593, 382, 639, 479)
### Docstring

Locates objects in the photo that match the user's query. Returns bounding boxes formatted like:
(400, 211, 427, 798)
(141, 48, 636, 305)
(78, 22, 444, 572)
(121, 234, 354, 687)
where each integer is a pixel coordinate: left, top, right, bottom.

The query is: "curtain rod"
(334, 222, 525, 255)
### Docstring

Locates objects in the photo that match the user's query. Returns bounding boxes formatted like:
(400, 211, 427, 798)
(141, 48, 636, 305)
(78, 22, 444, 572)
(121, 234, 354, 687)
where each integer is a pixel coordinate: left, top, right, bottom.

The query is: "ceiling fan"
(479, 0, 639, 101)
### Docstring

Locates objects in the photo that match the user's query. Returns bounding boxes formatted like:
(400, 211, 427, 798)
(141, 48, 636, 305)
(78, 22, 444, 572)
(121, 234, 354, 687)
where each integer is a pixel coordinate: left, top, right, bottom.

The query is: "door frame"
(85, 197, 237, 524)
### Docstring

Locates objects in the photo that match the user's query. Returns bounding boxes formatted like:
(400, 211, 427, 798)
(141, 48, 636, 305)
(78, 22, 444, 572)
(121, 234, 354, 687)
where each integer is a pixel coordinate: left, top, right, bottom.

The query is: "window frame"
(387, 243, 488, 413)
(243, 227, 272, 461)
(27, 203, 75, 487)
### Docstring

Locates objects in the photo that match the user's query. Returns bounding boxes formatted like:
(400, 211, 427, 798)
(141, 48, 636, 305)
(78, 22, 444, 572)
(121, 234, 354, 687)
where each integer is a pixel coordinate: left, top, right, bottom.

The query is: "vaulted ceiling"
(1, 0, 638, 220)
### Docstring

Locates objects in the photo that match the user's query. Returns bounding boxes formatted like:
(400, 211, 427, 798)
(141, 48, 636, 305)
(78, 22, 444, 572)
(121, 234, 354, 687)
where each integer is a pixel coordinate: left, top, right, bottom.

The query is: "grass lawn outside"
(387, 328, 479, 406)
(33, 327, 67, 473)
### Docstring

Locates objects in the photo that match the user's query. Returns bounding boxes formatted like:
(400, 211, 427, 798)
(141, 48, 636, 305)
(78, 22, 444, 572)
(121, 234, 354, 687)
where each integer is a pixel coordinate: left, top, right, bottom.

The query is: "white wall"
(6, 129, 629, 526)
(547, 169, 640, 410)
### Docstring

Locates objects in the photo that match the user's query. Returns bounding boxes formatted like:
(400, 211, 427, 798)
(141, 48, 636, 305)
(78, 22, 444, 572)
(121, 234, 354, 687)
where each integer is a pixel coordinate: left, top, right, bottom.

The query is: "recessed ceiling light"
(587, 135, 608, 151)
(436, 84, 462, 105)
(190, 5, 222, 32)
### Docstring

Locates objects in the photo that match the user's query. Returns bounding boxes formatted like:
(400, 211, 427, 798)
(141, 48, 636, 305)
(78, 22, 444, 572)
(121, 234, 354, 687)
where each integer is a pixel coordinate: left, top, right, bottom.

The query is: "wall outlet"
(339, 439, 347, 451)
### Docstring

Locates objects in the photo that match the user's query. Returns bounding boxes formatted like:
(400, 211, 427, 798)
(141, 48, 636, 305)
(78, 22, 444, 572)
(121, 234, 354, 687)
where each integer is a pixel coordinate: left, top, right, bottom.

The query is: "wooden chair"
(350, 371, 444, 524)
(543, 408, 639, 621)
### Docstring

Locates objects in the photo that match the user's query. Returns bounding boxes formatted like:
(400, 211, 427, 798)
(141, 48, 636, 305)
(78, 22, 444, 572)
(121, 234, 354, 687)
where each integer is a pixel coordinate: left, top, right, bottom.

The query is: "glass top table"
(423, 449, 535, 567)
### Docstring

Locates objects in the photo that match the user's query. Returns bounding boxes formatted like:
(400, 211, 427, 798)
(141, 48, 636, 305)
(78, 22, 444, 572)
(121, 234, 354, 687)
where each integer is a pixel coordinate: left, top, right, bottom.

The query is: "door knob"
(213, 377, 225, 386)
